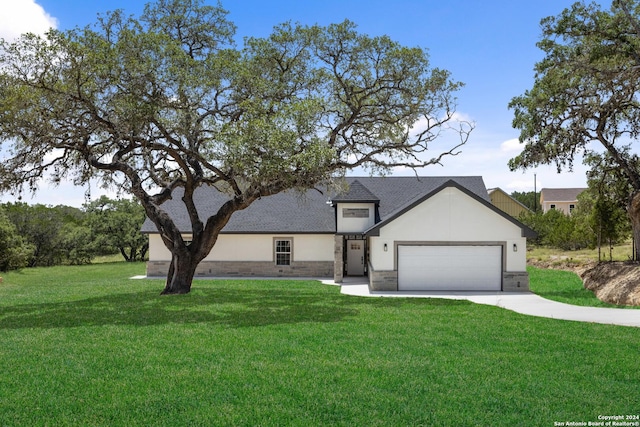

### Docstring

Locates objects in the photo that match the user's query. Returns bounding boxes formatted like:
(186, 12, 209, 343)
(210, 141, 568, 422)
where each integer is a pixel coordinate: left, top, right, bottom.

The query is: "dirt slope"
(528, 259, 640, 306)
(580, 262, 640, 306)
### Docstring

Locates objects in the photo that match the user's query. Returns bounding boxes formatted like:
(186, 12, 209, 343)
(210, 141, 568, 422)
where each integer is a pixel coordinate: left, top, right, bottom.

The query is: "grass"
(1, 263, 639, 426)
(92, 253, 130, 263)
(528, 241, 635, 265)
(527, 266, 639, 308)
(527, 242, 640, 308)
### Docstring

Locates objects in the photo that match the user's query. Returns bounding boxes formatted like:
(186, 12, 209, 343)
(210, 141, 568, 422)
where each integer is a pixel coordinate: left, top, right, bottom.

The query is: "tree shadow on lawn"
(0, 281, 471, 330)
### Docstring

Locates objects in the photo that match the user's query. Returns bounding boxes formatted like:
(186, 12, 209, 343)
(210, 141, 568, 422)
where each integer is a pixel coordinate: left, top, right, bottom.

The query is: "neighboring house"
(142, 176, 536, 292)
(487, 187, 531, 218)
(540, 188, 587, 215)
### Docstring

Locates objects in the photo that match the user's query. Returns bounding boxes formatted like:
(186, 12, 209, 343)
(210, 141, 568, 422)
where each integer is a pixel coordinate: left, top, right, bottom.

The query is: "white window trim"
(274, 237, 293, 266)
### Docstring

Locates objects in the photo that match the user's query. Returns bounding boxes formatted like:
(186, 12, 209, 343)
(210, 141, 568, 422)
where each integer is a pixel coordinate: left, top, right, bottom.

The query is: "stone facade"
(368, 263, 398, 291)
(364, 262, 530, 292)
(502, 272, 530, 292)
(147, 261, 170, 277)
(333, 235, 344, 283)
(147, 260, 529, 292)
(147, 260, 334, 278)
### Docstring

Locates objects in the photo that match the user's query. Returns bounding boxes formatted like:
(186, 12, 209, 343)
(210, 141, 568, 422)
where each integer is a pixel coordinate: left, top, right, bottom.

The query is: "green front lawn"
(527, 266, 640, 308)
(0, 264, 638, 426)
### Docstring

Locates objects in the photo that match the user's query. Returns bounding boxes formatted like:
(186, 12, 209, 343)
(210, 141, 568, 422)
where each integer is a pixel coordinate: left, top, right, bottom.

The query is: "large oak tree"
(0, 0, 470, 294)
(509, 0, 640, 258)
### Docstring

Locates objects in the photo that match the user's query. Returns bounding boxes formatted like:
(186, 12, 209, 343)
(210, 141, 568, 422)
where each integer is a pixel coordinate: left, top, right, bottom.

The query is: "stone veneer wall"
(502, 272, 530, 292)
(333, 235, 344, 283)
(365, 262, 530, 292)
(147, 260, 334, 278)
(146, 260, 529, 291)
(368, 262, 398, 291)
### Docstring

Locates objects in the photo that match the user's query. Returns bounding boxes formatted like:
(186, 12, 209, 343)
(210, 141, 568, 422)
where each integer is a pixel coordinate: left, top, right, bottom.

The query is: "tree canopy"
(0, 207, 32, 272)
(509, 0, 640, 256)
(0, 198, 149, 268)
(84, 196, 148, 262)
(0, 0, 471, 293)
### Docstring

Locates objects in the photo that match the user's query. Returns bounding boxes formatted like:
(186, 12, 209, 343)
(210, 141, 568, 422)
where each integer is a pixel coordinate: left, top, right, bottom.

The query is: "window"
(275, 239, 292, 266)
(343, 208, 369, 218)
(569, 204, 575, 213)
(550, 204, 556, 210)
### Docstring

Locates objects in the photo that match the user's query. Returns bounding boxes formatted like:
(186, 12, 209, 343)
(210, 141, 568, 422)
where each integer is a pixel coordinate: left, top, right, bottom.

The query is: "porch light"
(384, 243, 388, 252)
(513, 243, 518, 252)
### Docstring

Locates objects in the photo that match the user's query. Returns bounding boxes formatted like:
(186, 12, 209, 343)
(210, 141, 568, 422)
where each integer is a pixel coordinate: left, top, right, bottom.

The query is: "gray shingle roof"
(331, 179, 380, 203)
(540, 188, 587, 202)
(141, 176, 491, 234)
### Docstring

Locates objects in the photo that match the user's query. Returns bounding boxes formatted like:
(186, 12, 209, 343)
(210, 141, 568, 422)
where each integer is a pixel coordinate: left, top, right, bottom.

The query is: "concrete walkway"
(325, 279, 640, 328)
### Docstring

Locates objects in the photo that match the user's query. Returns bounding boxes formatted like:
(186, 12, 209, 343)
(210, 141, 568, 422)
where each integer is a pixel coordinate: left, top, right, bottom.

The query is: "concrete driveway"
(333, 281, 640, 328)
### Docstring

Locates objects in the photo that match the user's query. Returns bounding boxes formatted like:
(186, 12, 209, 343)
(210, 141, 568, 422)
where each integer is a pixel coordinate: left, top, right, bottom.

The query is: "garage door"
(397, 245, 502, 291)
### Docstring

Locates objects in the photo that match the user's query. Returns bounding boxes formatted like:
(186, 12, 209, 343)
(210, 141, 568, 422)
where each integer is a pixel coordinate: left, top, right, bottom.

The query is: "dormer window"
(342, 208, 369, 218)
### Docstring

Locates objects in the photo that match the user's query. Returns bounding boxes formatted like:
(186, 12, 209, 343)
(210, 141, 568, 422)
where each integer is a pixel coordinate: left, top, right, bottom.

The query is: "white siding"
(370, 187, 527, 272)
(208, 235, 272, 261)
(336, 202, 375, 233)
(148, 233, 334, 262)
(292, 235, 335, 261)
(148, 234, 171, 260)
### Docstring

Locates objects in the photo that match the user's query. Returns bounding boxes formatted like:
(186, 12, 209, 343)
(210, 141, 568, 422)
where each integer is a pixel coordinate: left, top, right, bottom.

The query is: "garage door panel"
(398, 245, 502, 291)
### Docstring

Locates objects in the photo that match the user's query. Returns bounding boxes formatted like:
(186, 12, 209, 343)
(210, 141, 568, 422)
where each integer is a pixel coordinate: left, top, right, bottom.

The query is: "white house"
(142, 177, 536, 292)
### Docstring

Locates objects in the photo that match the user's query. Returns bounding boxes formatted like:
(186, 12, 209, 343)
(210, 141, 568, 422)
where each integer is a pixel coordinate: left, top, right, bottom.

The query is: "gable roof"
(339, 176, 490, 223)
(364, 179, 537, 238)
(331, 179, 380, 203)
(141, 176, 533, 235)
(540, 188, 587, 202)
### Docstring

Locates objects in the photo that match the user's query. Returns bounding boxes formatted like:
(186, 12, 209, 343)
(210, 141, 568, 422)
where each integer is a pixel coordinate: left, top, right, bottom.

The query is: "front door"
(346, 240, 365, 276)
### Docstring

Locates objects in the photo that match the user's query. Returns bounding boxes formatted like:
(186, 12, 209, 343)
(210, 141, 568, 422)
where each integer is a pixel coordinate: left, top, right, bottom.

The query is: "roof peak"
(332, 179, 380, 203)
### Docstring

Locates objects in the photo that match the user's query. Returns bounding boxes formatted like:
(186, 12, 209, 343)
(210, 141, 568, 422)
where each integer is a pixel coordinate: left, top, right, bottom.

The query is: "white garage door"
(397, 245, 502, 291)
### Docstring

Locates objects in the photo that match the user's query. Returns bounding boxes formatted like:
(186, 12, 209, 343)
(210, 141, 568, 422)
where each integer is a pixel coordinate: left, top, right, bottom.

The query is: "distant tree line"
(0, 197, 148, 272)
(512, 181, 631, 261)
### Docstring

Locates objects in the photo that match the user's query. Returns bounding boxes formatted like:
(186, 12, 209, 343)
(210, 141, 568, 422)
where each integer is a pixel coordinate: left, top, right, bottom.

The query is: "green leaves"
(0, 208, 33, 271)
(0, 0, 467, 289)
(84, 196, 149, 262)
(510, 1, 640, 180)
(0, 0, 466, 196)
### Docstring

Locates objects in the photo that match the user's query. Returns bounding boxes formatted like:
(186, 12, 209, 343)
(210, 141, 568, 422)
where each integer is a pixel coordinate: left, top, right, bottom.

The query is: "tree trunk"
(597, 218, 602, 262)
(120, 247, 131, 262)
(628, 191, 640, 262)
(609, 237, 613, 262)
(161, 251, 198, 295)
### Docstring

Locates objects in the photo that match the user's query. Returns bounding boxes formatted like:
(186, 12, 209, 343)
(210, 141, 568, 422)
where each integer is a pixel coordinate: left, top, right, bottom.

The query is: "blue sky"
(1, 0, 612, 206)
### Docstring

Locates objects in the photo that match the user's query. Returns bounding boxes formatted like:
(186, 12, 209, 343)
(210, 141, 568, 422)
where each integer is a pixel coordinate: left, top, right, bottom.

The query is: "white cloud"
(504, 179, 536, 192)
(448, 111, 474, 124)
(0, 0, 58, 42)
(500, 138, 524, 153)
